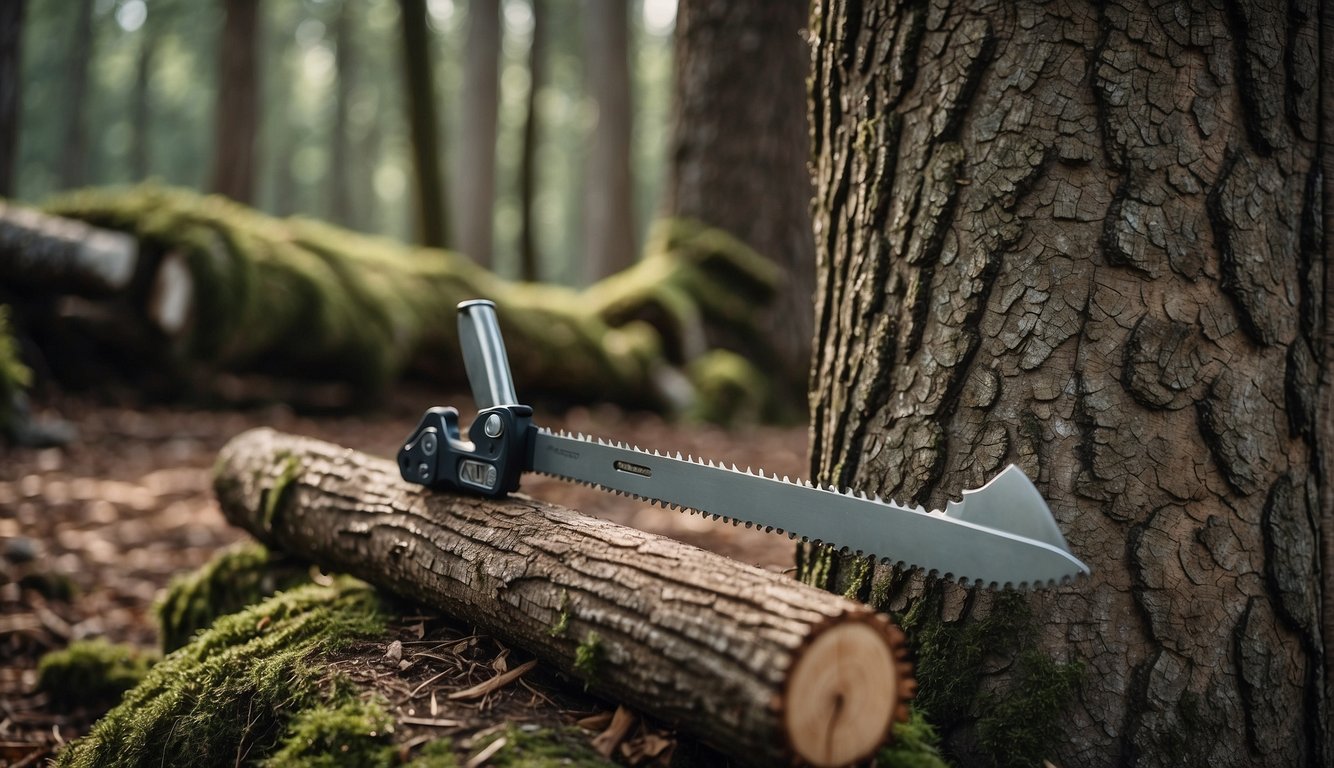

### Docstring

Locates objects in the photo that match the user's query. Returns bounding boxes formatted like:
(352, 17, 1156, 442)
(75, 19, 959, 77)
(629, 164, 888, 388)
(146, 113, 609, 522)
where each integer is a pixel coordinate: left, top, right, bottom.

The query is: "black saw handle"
(398, 300, 533, 498)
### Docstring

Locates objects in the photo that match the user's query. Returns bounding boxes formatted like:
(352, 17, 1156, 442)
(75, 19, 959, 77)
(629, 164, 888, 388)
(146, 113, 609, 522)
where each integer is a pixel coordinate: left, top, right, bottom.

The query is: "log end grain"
(783, 617, 914, 767)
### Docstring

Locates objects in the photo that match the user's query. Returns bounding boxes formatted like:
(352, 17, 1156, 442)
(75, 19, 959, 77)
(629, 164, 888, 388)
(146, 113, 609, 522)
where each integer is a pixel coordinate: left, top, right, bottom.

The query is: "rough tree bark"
(397, 0, 449, 248)
(215, 428, 915, 768)
(798, 2, 1327, 767)
(663, 0, 816, 399)
(211, 0, 260, 204)
(0, 0, 23, 197)
(457, 0, 501, 267)
(582, 0, 636, 282)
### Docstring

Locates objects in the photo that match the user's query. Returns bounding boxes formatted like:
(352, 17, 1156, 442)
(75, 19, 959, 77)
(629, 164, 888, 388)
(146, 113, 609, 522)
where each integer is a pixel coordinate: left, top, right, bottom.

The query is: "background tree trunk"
(518, 0, 545, 282)
(397, 0, 449, 249)
(456, 0, 500, 267)
(59, 0, 94, 190)
(582, 0, 635, 282)
(210, 0, 260, 204)
(328, 0, 358, 228)
(663, 0, 816, 400)
(130, 6, 158, 181)
(799, 1, 1328, 767)
(0, 0, 23, 197)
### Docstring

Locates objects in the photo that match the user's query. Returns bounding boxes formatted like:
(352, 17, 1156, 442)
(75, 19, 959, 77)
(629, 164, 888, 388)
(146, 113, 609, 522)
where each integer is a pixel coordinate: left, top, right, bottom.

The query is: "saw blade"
(530, 429, 1089, 590)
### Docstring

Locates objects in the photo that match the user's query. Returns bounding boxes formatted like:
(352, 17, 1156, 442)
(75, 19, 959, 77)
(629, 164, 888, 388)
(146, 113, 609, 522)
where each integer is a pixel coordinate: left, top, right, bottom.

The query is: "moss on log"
(15, 185, 781, 416)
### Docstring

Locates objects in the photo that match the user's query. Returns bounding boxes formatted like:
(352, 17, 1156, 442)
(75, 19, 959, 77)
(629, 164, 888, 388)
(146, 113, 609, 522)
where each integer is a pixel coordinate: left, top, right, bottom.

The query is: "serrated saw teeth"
(529, 429, 1090, 588)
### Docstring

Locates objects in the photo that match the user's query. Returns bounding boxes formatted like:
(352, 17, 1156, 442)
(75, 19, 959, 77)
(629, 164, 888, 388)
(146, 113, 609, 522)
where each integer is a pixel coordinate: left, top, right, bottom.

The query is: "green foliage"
(36, 639, 156, 709)
(56, 579, 386, 768)
(472, 726, 613, 768)
(876, 709, 951, 768)
(0, 305, 32, 435)
(154, 541, 311, 652)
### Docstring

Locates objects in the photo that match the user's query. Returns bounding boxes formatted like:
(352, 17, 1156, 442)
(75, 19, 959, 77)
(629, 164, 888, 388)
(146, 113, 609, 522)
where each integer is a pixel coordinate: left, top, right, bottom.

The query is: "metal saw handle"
(458, 299, 518, 408)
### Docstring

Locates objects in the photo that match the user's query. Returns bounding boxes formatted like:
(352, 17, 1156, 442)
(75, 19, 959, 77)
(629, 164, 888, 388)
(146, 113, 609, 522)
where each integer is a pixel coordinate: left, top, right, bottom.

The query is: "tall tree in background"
(456, 0, 500, 266)
(328, 0, 358, 228)
(130, 2, 161, 180)
(518, 0, 545, 281)
(210, 0, 260, 204)
(798, 1, 1328, 767)
(59, 0, 95, 189)
(0, 0, 23, 196)
(397, 0, 448, 248)
(582, 0, 634, 281)
(662, 0, 815, 397)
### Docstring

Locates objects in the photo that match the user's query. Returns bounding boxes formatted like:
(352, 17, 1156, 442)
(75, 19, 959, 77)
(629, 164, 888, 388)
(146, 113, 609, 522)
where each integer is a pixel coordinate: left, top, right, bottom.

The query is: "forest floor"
(0, 386, 809, 767)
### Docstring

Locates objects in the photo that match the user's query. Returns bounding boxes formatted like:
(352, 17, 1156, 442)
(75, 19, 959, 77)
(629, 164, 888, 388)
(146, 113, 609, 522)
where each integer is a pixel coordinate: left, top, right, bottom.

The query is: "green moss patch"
(898, 589, 1084, 768)
(876, 709, 951, 768)
(36, 639, 156, 709)
(263, 697, 399, 768)
(154, 541, 311, 652)
(57, 579, 386, 768)
(573, 632, 604, 685)
(471, 725, 612, 768)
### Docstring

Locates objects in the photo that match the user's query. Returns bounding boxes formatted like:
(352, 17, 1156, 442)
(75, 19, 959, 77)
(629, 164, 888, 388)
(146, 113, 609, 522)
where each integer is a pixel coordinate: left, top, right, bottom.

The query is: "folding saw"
(398, 300, 1089, 589)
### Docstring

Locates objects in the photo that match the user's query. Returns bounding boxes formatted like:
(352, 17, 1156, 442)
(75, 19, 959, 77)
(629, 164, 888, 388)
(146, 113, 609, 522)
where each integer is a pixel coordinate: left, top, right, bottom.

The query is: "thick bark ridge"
(804, 1, 1327, 766)
(214, 428, 913, 767)
(663, 0, 817, 395)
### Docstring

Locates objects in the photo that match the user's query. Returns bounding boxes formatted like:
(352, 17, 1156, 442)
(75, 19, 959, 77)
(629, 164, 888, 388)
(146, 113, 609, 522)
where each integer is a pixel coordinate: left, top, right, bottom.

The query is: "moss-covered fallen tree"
(1, 186, 787, 418)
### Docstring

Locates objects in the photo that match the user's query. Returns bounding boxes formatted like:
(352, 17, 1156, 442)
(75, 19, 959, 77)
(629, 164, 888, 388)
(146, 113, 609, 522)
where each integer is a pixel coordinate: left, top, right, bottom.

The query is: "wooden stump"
(215, 428, 915, 766)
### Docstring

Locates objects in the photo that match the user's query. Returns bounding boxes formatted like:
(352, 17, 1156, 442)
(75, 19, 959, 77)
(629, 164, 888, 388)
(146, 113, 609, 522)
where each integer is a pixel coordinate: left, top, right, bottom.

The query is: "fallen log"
(215, 428, 915, 767)
(1, 185, 785, 417)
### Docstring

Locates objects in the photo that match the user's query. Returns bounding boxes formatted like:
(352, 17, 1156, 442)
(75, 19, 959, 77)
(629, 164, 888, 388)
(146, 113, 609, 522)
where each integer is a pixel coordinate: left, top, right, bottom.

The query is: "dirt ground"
(0, 386, 809, 766)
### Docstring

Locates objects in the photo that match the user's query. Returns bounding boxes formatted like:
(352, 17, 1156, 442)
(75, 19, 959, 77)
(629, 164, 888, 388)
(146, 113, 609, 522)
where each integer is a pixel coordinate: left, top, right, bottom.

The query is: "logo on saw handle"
(458, 459, 498, 491)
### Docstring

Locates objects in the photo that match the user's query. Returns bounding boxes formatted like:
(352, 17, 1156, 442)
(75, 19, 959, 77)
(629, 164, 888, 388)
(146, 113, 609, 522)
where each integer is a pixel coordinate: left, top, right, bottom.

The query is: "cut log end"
(783, 617, 912, 767)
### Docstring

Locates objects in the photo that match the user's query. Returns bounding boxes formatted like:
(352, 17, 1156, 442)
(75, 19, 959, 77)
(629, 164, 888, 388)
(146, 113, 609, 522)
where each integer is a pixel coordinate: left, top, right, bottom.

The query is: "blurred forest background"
(9, 0, 677, 286)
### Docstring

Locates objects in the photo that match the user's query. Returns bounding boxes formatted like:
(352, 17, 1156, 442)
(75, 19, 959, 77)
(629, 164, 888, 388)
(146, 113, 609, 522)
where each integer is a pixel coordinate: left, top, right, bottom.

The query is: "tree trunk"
(210, 0, 260, 204)
(0, 0, 23, 197)
(59, 0, 94, 190)
(1319, 0, 1334, 708)
(663, 0, 816, 400)
(328, 0, 358, 228)
(130, 7, 158, 181)
(397, 0, 449, 249)
(518, 0, 545, 282)
(456, 0, 500, 267)
(214, 427, 915, 768)
(582, 0, 635, 282)
(798, 2, 1328, 767)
